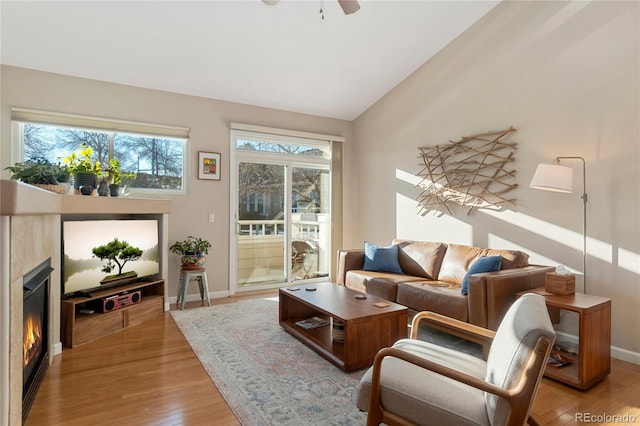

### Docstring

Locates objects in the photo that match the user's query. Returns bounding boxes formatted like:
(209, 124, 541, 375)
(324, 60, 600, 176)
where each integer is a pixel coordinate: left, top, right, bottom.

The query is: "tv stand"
(60, 279, 164, 348)
(62, 290, 93, 299)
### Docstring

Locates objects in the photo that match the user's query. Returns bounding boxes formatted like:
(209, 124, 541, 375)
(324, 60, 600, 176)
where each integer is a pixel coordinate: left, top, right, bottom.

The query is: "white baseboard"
(556, 331, 640, 365)
(168, 290, 231, 306)
(611, 346, 640, 365)
(52, 341, 63, 357)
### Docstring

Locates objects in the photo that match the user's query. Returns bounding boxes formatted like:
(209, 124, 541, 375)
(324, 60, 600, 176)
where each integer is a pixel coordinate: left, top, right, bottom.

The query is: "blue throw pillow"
(461, 256, 502, 295)
(363, 241, 403, 274)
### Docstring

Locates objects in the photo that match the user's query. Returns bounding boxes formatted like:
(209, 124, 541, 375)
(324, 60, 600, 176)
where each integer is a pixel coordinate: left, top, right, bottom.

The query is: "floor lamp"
(529, 156, 588, 293)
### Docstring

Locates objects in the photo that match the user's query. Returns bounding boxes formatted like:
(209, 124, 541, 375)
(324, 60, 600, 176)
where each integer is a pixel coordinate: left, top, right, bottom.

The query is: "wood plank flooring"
(26, 291, 640, 425)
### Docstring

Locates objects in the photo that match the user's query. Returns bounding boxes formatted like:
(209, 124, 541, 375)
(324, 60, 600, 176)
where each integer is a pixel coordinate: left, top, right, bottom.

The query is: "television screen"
(62, 218, 160, 296)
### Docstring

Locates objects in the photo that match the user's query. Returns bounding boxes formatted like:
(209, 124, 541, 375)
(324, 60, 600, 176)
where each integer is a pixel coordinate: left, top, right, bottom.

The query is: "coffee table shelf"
(279, 282, 408, 371)
(281, 316, 346, 368)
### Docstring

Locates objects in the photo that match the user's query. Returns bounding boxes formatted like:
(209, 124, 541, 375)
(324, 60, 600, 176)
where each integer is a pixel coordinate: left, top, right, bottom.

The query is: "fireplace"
(22, 259, 53, 421)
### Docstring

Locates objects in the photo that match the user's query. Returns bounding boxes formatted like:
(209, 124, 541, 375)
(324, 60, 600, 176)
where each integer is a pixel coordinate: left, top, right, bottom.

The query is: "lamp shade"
(529, 163, 573, 193)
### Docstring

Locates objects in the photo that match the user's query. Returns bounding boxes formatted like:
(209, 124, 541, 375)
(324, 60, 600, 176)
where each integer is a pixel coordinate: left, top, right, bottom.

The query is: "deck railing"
(237, 218, 326, 286)
(238, 219, 319, 239)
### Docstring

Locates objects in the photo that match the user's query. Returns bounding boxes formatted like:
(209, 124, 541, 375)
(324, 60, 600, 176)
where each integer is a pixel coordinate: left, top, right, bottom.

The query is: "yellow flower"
(64, 144, 101, 175)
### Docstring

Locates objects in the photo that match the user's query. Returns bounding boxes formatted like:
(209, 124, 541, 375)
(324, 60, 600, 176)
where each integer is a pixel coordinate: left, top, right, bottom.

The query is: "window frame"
(10, 108, 190, 195)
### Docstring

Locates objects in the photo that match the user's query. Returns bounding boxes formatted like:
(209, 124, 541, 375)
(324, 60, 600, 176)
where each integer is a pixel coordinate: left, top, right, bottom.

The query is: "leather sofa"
(336, 239, 554, 330)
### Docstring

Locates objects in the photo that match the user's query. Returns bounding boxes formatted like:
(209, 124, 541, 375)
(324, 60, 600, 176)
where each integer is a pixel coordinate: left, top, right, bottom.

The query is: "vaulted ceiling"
(1, 1, 498, 120)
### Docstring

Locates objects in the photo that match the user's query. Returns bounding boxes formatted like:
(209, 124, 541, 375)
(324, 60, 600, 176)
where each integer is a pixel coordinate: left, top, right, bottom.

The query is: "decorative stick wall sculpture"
(417, 127, 518, 215)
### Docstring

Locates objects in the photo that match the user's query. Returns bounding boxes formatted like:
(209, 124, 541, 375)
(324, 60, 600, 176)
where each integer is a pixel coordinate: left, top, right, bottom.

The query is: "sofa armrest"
(467, 265, 555, 330)
(336, 249, 365, 285)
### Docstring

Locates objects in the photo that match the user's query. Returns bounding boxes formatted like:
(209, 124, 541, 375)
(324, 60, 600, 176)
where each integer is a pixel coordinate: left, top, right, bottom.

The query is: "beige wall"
(1, 0, 637, 360)
(352, 1, 639, 358)
(0, 65, 353, 302)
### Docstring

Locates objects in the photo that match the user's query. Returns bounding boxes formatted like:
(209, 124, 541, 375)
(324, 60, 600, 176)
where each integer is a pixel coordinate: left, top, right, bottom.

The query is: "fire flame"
(24, 315, 42, 368)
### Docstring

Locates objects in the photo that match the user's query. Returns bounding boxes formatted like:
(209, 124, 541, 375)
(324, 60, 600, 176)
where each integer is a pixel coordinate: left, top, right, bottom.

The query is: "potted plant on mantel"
(169, 236, 212, 269)
(106, 159, 135, 197)
(63, 144, 102, 193)
(4, 157, 70, 194)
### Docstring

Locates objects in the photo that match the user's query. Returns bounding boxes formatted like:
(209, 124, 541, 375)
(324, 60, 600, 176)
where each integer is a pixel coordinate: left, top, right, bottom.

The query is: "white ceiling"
(1, 1, 498, 121)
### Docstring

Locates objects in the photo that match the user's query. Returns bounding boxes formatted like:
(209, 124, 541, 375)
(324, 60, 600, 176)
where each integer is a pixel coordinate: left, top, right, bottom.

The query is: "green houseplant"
(106, 159, 135, 197)
(5, 157, 70, 193)
(169, 236, 212, 269)
(63, 144, 102, 190)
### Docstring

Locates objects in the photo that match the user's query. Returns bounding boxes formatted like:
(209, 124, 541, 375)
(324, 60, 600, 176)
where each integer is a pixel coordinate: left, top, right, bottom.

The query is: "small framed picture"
(198, 151, 221, 180)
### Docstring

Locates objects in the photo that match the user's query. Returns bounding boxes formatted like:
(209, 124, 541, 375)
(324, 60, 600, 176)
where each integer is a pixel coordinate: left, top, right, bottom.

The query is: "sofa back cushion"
(487, 248, 529, 270)
(392, 239, 447, 279)
(437, 244, 486, 285)
(438, 244, 531, 285)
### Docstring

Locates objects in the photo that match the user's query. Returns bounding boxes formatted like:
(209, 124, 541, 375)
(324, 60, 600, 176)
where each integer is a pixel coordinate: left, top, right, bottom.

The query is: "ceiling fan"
(262, 0, 361, 16)
(336, 0, 361, 15)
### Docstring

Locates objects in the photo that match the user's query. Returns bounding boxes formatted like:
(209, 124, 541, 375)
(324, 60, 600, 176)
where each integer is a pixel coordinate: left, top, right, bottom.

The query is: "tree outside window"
(20, 123, 185, 191)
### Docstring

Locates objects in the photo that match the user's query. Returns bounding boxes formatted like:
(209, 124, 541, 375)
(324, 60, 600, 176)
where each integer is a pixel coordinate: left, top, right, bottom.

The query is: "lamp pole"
(555, 156, 587, 293)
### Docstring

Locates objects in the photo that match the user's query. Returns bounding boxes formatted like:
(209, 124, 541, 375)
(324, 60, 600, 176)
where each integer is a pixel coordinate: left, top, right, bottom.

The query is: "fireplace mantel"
(1, 180, 171, 215)
(0, 179, 171, 425)
(0, 180, 61, 215)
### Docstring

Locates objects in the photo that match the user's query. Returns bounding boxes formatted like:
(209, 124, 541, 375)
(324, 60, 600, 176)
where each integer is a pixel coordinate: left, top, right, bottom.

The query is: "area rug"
(170, 298, 367, 425)
(170, 297, 483, 425)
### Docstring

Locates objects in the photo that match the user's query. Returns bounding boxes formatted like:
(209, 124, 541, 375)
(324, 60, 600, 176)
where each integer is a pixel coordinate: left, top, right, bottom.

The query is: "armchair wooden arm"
(367, 336, 552, 426)
(361, 295, 554, 426)
(410, 311, 495, 359)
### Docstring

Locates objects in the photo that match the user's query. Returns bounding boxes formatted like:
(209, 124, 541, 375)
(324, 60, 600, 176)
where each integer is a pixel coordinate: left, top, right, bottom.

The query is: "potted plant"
(169, 235, 212, 269)
(63, 144, 102, 191)
(106, 159, 135, 197)
(4, 157, 70, 194)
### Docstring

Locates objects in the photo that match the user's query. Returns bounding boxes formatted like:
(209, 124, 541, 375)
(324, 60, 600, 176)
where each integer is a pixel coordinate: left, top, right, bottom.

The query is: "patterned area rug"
(170, 297, 483, 425)
(170, 298, 367, 425)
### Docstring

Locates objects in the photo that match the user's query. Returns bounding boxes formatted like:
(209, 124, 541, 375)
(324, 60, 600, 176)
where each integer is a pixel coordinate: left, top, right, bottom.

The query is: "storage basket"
(545, 272, 575, 295)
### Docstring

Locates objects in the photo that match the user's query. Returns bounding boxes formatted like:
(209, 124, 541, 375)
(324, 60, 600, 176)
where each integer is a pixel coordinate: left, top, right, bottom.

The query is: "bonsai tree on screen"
(92, 238, 143, 282)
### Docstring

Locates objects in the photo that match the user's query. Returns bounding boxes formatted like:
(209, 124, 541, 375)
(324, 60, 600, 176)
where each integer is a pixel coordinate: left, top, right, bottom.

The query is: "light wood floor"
(26, 292, 640, 425)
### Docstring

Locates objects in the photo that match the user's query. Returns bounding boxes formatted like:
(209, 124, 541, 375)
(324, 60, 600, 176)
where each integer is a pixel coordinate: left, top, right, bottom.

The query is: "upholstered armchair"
(357, 293, 555, 426)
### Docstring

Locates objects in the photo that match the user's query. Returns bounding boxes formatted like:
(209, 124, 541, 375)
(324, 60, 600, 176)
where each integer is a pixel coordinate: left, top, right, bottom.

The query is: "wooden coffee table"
(279, 282, 408, 371)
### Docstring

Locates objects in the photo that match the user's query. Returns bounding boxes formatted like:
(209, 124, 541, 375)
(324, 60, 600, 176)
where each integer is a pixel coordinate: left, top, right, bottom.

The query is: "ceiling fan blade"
(337, 0, 360, 15)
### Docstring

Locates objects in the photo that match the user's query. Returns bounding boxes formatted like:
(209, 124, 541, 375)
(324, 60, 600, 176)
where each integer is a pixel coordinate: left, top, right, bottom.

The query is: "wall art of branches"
(416, 127, 518, 216)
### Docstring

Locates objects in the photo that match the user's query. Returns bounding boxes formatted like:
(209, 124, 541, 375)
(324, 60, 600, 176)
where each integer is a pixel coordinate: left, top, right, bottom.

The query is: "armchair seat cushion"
(357, 339, 489, 426)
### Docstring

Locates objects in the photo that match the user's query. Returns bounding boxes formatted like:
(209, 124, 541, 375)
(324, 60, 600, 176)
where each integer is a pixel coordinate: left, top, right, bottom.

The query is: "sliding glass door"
(230, 131, 332, 292)
(290, 165, 330, 282)
(235, 160, 287, 288)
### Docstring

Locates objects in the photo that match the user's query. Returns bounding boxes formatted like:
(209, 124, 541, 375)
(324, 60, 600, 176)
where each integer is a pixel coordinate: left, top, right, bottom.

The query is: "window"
(236, 137, 330, 159)
(12, 108, 189, 194)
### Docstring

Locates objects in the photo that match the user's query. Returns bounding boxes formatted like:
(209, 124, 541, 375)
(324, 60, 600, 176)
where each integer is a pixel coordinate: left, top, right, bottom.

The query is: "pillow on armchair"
(461, 255, 502, 295)
(363, 241, 403, 274)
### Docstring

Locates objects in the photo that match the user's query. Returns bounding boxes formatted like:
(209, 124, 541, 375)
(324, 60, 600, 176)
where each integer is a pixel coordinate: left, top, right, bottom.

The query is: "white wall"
(0, 65, 353, 302)
(351, 1, 639, 358)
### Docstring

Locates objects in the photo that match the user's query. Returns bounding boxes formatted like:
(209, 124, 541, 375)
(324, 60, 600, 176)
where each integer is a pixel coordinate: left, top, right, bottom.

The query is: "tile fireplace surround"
(0, 180, 170, 425)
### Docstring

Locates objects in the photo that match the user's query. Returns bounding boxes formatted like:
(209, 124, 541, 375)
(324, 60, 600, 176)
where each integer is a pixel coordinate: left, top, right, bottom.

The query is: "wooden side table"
(517, 288, 611, 390)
